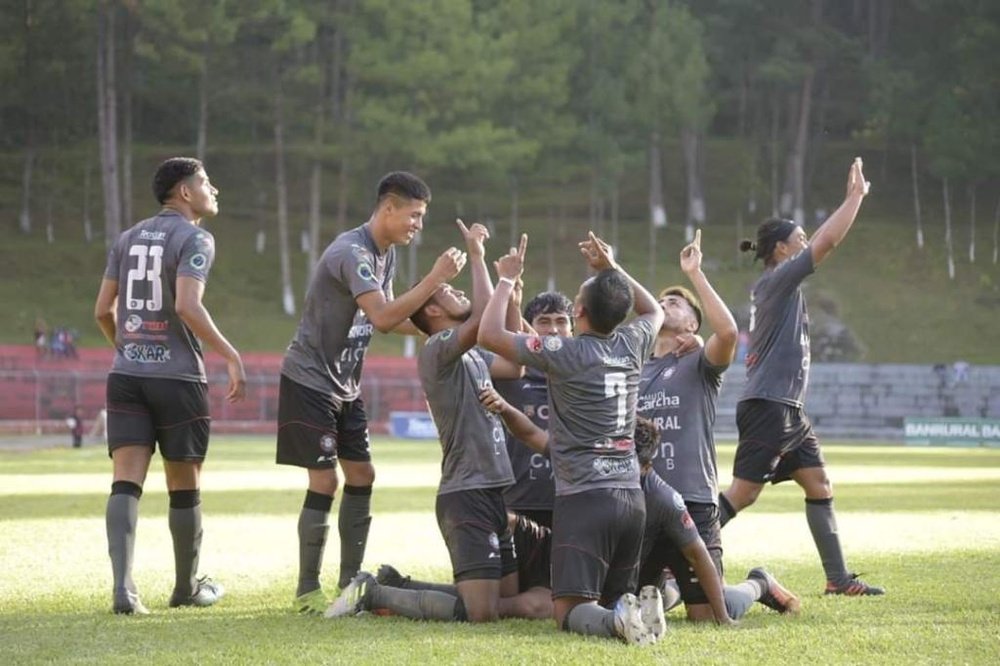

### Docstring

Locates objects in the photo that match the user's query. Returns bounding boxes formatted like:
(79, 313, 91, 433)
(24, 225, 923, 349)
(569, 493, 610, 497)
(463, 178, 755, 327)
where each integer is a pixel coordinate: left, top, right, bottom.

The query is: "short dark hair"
(740, 218, 798, 264)
(580, 269, 633, 335)
(658, 285, 702, 330)
(376, 171, 431, 205)
(152, 157, 203, 205)
(634, 416, 659, 467)
(523, 291, 573, 324)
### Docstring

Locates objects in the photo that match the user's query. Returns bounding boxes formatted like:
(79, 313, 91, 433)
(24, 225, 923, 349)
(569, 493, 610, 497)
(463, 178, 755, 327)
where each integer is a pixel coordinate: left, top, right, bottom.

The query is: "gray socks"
(106, 481, 142, 597)
(564, 602, 615, 637)
(370, 583, 466, 621)
(168, 490, 202, 599)
(724, 580, 762, 620)
(398, 577, 459, 595)
(298, 491, 333, 597)
(338, 485, 373, 588)
(805, 497, 849, 584)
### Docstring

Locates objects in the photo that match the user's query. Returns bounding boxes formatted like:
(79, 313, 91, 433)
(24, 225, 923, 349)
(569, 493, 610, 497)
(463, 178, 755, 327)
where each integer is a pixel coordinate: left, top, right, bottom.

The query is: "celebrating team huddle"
(96, 158, 882, 645)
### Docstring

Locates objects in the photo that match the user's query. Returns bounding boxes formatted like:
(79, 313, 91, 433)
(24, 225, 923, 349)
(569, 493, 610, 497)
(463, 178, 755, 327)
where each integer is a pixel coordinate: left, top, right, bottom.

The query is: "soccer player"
(491, 291, 574, 529)
(277, 172, 467, 614)
(717, 158, 884, 596)
(94, 157, 246, 614)
(477, 232, 666, 646)
(479, 391, 797, 625)
(637, 228, 738, 621)
(327, 223, 542, 622)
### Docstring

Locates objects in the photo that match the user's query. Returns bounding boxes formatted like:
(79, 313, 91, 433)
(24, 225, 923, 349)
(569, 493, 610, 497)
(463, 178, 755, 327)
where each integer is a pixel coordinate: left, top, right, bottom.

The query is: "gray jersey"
(741, 250, 815, 407)
(494, 368, 554, 511)
(514, 319, 657, 496)
(418, 328, 514, 496)
(281, 223, 395, 401)
(104, 211, 215, 382)
(638, 350, 726, 504)
(640, 470, 701, 566)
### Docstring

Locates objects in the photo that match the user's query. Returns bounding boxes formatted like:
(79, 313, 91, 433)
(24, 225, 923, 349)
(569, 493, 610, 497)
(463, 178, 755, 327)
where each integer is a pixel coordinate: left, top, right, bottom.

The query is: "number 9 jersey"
(104, 210, 216, 382)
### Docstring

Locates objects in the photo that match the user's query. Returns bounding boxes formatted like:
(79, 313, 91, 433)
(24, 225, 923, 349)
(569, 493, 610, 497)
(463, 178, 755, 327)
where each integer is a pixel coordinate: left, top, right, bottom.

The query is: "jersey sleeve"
(512, 334, 576, 375)
(419, 326, 465, 375)
(328, 242, 384, 299)
(763, 249, 815, 299)
(699, 348, 728, 385)
(177, 231, 216, 282)
(103, 234, 125, 281)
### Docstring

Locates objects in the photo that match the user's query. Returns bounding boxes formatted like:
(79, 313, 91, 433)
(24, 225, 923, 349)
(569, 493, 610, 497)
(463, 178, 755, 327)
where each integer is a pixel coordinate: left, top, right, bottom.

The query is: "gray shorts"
(733, 399, 824, 484)
(551, 487, 645, 604)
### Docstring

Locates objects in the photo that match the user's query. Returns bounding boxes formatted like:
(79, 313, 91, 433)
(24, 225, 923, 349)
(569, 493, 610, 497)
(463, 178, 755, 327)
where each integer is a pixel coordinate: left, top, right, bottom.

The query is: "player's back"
(107, 210, 214, 382)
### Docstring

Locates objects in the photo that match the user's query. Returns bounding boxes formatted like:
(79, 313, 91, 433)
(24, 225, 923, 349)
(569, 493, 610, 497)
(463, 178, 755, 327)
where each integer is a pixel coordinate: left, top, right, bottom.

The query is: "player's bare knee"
(307, 468, 339, 496)
(341, 460, 375, 487)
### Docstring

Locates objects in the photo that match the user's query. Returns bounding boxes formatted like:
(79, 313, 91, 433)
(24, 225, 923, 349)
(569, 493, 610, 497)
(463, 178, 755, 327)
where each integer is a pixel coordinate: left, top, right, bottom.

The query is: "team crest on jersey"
(544, 336, 563, 352)
(189, 253, 208, 270)
(672, 492, 686, 512)
(661, 367, 676, 380)
(488, 532, 500, 550)
(320, 434, 335, 453)
(525, 336, 543, 353)
(124, 314, 143, 333)
(357, 262, 376, 282)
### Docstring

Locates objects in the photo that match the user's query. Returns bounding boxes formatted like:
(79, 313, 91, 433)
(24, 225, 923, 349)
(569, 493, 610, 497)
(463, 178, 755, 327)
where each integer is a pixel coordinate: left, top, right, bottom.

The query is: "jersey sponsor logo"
(138, 230, 166, 241)
(660, 367, 676, 380)
(522, 404, 549, 421)
(350, 243, 374, 264)
(348, 322, 374, 339)
(602, 355, 630, 367)
(189, 253, 208, 270)
(637, 390, 680, 412)
(124, 314, 168, 334)
(357, 262, 375, 281)
(592, 455, 635, 477)
(543, 336, 563, 351)
(681, 511, 694, 529)
(671, 491, 686, 512)
(121, 343, 171, 364)
(525, 336, 543, 353)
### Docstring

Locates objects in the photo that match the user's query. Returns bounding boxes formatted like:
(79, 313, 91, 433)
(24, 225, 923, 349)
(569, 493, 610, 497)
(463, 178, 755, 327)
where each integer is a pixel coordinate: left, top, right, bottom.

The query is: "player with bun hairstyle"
(717, 158, 884, 596)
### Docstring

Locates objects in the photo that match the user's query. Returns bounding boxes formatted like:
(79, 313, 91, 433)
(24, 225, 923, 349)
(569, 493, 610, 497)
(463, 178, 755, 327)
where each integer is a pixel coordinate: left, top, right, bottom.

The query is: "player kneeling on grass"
(326, 221, 542, 624)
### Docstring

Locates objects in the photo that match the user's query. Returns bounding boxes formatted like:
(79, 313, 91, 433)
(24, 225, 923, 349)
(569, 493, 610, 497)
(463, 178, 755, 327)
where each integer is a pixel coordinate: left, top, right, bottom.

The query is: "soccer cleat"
(748, 567, 801, 614)
(613, 593, 654, 646)
(375, 564, 410, 588)
(113, 589, 150, 615)
(169, 576, 225, 608)
(325, 571, 376, 618)
(638, 584, 666, 641)
(825, 573, 885, 596)
(293, 588, 331, 615)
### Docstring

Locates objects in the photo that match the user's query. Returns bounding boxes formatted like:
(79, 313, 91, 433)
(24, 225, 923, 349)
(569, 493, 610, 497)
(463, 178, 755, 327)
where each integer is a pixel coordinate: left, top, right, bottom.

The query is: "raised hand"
(680, 228, 703, 275)
(578, 231, 617, 271)
(847, 157, 871, 199)
(495, 233, 528, 281)
(456, 218, 490, 258)
(431, 247, 467, 282)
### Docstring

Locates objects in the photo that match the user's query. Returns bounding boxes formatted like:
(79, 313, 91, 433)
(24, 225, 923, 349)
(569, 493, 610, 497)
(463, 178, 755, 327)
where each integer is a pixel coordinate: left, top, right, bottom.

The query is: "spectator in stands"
(34, 317, 48, 358)
(68, 406, 84, 448)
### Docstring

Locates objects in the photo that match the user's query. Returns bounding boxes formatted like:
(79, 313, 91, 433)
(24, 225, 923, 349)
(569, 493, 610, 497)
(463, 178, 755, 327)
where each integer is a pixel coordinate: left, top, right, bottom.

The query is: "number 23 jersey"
(104, 210, 215, 382)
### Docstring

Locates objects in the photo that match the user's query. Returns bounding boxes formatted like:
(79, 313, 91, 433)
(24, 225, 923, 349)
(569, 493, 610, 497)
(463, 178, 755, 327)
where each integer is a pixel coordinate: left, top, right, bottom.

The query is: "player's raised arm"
(578, 231, 663, 331)
(478, 386, 548, 454)
(357, 247, 467, 333)
(808, 157, 870, 267)
(680, 230, 737, 366)
(454, 219, 493, 351)
(477, 234, 527, 361)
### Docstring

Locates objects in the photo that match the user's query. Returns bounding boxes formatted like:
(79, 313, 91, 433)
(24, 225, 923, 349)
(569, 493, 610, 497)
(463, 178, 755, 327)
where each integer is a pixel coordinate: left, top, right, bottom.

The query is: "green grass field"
(2, 437, 998, 664)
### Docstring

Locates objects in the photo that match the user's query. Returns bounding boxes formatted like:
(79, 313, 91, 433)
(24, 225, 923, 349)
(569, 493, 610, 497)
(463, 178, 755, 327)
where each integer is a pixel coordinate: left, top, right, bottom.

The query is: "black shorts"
(733, 399, 825, 484)
(106, 374, 210, 461)
(638, 502, 723, 606)
(275, 375, 371, 468)
(512, 513, 552, 592)
(551, 487, 645, 604)
(436, 488, 517, 583)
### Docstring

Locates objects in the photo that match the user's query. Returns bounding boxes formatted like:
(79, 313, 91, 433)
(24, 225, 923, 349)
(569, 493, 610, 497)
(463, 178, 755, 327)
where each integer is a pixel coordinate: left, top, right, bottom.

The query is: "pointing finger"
(455, 218, 469, 235)
(693, 228, 701, 247)
(517, 233, 528, 259)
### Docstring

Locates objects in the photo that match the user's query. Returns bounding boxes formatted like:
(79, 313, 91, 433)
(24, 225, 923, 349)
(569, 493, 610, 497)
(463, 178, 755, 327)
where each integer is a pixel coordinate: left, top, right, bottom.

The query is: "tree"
(96, 0, 122, 246)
